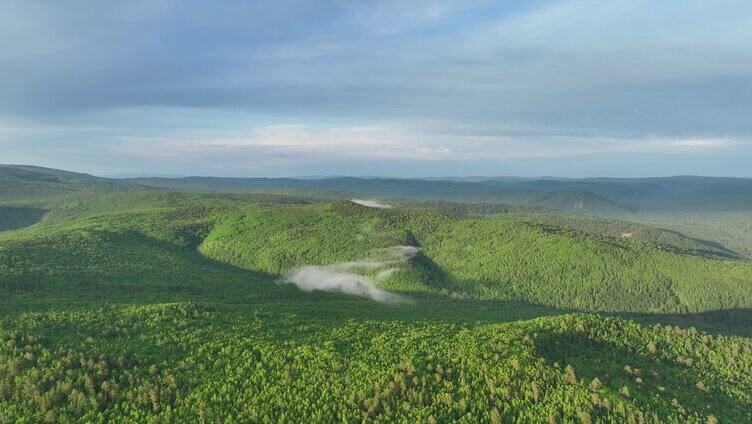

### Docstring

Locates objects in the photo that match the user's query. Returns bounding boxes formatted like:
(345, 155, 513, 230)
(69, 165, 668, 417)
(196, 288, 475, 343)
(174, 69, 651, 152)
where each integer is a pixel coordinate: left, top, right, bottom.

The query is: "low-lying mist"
(285, 266, 404, 303)
(280, 245, 419, 303)
(351, 199, 392, 209)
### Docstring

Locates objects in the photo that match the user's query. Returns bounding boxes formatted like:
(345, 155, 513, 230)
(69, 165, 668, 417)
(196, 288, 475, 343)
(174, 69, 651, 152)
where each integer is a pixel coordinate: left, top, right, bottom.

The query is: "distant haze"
(1, 1, 750, 177)
(103, 173, 185, 179)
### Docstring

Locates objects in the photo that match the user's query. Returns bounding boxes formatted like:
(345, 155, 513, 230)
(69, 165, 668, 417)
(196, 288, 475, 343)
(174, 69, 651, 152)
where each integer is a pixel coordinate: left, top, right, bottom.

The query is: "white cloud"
(108, 122, 741, 167)
(666, 139, 731, 148)
(414, 146, 452, 154)
(284, 266, 403, 303)
(281, 245, 419, 302)
(351, 199, 393, 208)
(347, 0, 489, 34)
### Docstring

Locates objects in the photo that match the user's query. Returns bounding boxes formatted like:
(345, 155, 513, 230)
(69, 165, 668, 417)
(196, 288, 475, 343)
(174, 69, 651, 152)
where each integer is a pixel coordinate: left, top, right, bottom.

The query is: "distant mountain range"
(101, 172, 185, 179)
(2, 164, 751, 214)
(119, 175, 629, 214)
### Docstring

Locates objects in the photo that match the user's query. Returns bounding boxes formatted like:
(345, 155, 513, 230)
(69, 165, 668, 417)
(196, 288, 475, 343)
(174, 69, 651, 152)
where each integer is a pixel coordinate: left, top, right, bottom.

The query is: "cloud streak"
(351, 199, 393, 208)
(1, 0, 750, 176)
(280, 245, 419, 302)
(108, 126, 739, 162)
(284, 266, 404, 303)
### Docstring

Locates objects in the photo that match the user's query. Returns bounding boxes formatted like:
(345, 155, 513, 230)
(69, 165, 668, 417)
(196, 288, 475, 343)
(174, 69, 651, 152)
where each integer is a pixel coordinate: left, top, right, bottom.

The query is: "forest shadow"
(534, 329, 749, 421)
(613, 308, 752, 338)
(409, 250, 450, 289)
(408, 247, 751, 338)
(2, 225, 750, 340)
(659, 228, 742, 260)
(0, 206, 46, 231)
(213, 244, 751, 337)
(0, 228, 288, 313)
(79, 229, 284, 301)
(263, 295, 566, 324)
(0, 224, 561, 326)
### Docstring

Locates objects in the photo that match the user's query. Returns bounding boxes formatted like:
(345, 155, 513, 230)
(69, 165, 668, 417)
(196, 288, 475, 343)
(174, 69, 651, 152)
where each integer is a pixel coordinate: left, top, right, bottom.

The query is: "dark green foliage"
(126, 173, 752, 214)
(2, 192, 751, 316)
(0, 166, 751, 421)
(0, 207, 46, 231)
(514, 212, 742, 260)
(124, 175, 631, 214)
(191, 201, 752, 313)
(1, 307, 750, 422)
(0, 165, 131, 201)
(199, 202, 413, 274)
(480, 175, 752, 213)
(631, 211, 752, 259)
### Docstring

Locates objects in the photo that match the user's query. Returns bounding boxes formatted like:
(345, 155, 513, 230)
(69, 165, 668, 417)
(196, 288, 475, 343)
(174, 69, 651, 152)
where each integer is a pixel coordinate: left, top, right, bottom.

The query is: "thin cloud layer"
(280, 245, 419, 303)
(284, 266, 403, 303)
(1, 0, 750, 176)
(351, 199, 393, 209)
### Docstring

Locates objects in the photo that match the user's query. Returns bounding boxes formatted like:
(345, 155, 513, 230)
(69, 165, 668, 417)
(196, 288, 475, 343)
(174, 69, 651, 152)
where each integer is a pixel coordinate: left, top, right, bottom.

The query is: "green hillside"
(3, 304, 750, 423)
(3, 190, 750, 315)
(480, 176, 752, 213)
(1, 168, 751, 422)
(630, 212, 752, 260)
(0, 165, 133, 201)
(196, 201, 752, 313)
(126, 174, 752, 214)
(8, 164, 752, 214)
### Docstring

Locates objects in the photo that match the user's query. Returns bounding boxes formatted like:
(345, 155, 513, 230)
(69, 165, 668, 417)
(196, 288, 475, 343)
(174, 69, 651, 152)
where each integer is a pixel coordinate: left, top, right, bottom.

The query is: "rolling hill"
(124, 173, 752, 214)
(1, 165, 751, 422)
(477, 176, 752, 212)
(0, 164, 135, 201)
(6, 164, 751, 214)
(123, 175, 630, 214)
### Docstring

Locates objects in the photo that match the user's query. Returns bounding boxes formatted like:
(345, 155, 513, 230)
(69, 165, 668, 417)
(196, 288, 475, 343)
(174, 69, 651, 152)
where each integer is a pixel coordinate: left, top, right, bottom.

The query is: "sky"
(1, 0, 751, 177)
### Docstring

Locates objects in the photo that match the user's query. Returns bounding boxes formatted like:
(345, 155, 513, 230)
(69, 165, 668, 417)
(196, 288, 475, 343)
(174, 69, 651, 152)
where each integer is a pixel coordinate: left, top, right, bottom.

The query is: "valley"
(1, 165, 751, 422)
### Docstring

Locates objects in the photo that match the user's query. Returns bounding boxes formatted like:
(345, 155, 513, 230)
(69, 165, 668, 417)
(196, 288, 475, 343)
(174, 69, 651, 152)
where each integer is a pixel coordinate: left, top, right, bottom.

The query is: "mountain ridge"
(4, 164, 752, 214)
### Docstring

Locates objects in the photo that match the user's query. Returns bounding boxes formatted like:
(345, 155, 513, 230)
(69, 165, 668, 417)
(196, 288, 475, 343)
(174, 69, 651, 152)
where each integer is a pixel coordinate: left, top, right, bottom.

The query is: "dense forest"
(1, 165, 751, 422)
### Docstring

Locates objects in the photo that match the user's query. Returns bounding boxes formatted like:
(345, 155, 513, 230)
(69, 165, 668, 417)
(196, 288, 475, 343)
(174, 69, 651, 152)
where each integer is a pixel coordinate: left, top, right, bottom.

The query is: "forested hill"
(475, 176, 752, 212)
(4, 164, 752, 214)
(2, 167, 752, 422)
(0, 164, 139, 200)
(125, 174, 752, 213)
(1, 165, 623, 214)
(122, 176, 628, 214)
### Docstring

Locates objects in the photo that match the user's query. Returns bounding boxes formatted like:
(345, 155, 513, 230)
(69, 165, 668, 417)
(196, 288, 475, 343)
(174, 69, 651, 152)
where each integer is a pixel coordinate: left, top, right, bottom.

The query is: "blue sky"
(1, 0, 750, 177)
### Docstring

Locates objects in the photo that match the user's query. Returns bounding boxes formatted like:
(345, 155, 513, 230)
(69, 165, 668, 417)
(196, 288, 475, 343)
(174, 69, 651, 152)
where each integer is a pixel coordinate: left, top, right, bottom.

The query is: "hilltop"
(0, 164, 137, 200)
(124, 173, 752, 214)
(1, 168, 750, 315)
(5, 164, 752, 215)
(1, 165, 751, 422)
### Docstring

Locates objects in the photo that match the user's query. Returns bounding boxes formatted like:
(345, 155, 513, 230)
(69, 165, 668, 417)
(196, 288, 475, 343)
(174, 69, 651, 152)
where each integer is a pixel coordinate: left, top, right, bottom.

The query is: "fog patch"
(373, 245, 420, 260)
(351, 199, 392, 209)
(376, 268, 400, 279)
(285, 266, 405, 303)
(281, 245, 420, 303)
(336, 260, 384, 270)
